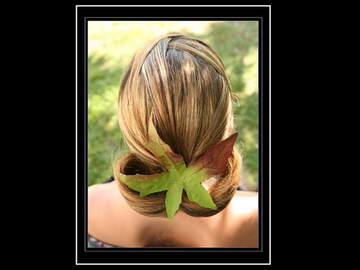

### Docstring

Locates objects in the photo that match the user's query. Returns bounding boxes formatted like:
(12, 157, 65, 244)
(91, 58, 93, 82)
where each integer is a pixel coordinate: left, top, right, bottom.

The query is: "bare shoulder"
(88, 182, 121, 214)
(87, 182, 120, 236)
(225, 191, 259, 247)
(87, 182, 149, 247)
(230, 191, 258, 215)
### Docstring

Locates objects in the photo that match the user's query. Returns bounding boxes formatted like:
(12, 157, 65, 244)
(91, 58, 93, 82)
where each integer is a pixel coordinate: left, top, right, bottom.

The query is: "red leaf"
(189, 132, 238, 175)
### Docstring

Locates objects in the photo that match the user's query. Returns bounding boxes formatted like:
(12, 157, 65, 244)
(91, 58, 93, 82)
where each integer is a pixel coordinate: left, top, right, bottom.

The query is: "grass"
(88, 21, 259, 190)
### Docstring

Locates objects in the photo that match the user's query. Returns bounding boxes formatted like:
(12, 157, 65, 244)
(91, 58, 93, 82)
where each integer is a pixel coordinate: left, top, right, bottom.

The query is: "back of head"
(114, 33, 241, 218)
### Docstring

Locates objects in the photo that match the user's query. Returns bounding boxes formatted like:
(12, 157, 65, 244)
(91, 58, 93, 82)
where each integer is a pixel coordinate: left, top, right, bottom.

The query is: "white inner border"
(76, 4, 271, 266)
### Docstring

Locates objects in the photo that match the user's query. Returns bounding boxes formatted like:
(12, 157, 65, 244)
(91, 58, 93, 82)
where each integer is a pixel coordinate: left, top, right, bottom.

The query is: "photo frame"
(76, 4, 270, 265)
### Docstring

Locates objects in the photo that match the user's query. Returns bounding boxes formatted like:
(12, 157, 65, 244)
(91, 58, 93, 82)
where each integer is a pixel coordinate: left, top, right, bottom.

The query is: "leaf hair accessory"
(117, 123, 238, 220)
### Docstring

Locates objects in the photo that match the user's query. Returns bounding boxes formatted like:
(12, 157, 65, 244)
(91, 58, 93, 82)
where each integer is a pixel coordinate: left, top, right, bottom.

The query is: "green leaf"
(117, 125, 238, 219)
(184, 180, 217, 210)
(118, 172, 171, 197)
(165, 181, 184, 219)
(145, 122, 185, 172)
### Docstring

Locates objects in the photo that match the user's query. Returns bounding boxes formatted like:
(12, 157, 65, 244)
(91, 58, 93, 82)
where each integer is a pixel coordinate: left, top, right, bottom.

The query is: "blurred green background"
(88, 21, 259, 190)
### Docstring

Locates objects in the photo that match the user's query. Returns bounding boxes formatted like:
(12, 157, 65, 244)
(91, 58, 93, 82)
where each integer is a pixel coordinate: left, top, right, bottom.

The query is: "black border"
(77, 5, 270, 265)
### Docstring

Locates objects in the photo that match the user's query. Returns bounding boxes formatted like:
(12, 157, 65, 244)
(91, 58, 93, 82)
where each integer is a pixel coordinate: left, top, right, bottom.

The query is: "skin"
(88, 180, 259, 248)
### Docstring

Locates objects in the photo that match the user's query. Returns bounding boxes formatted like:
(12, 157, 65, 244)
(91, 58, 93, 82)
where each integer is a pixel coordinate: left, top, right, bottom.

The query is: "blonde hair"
(114, 33, 242, 217)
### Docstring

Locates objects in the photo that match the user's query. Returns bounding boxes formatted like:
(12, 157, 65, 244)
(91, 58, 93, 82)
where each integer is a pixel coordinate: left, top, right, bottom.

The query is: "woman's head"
(114, 33, 241, 217)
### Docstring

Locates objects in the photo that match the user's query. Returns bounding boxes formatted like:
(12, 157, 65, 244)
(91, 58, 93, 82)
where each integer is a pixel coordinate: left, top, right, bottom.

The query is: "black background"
(10, 1, 318, 268)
